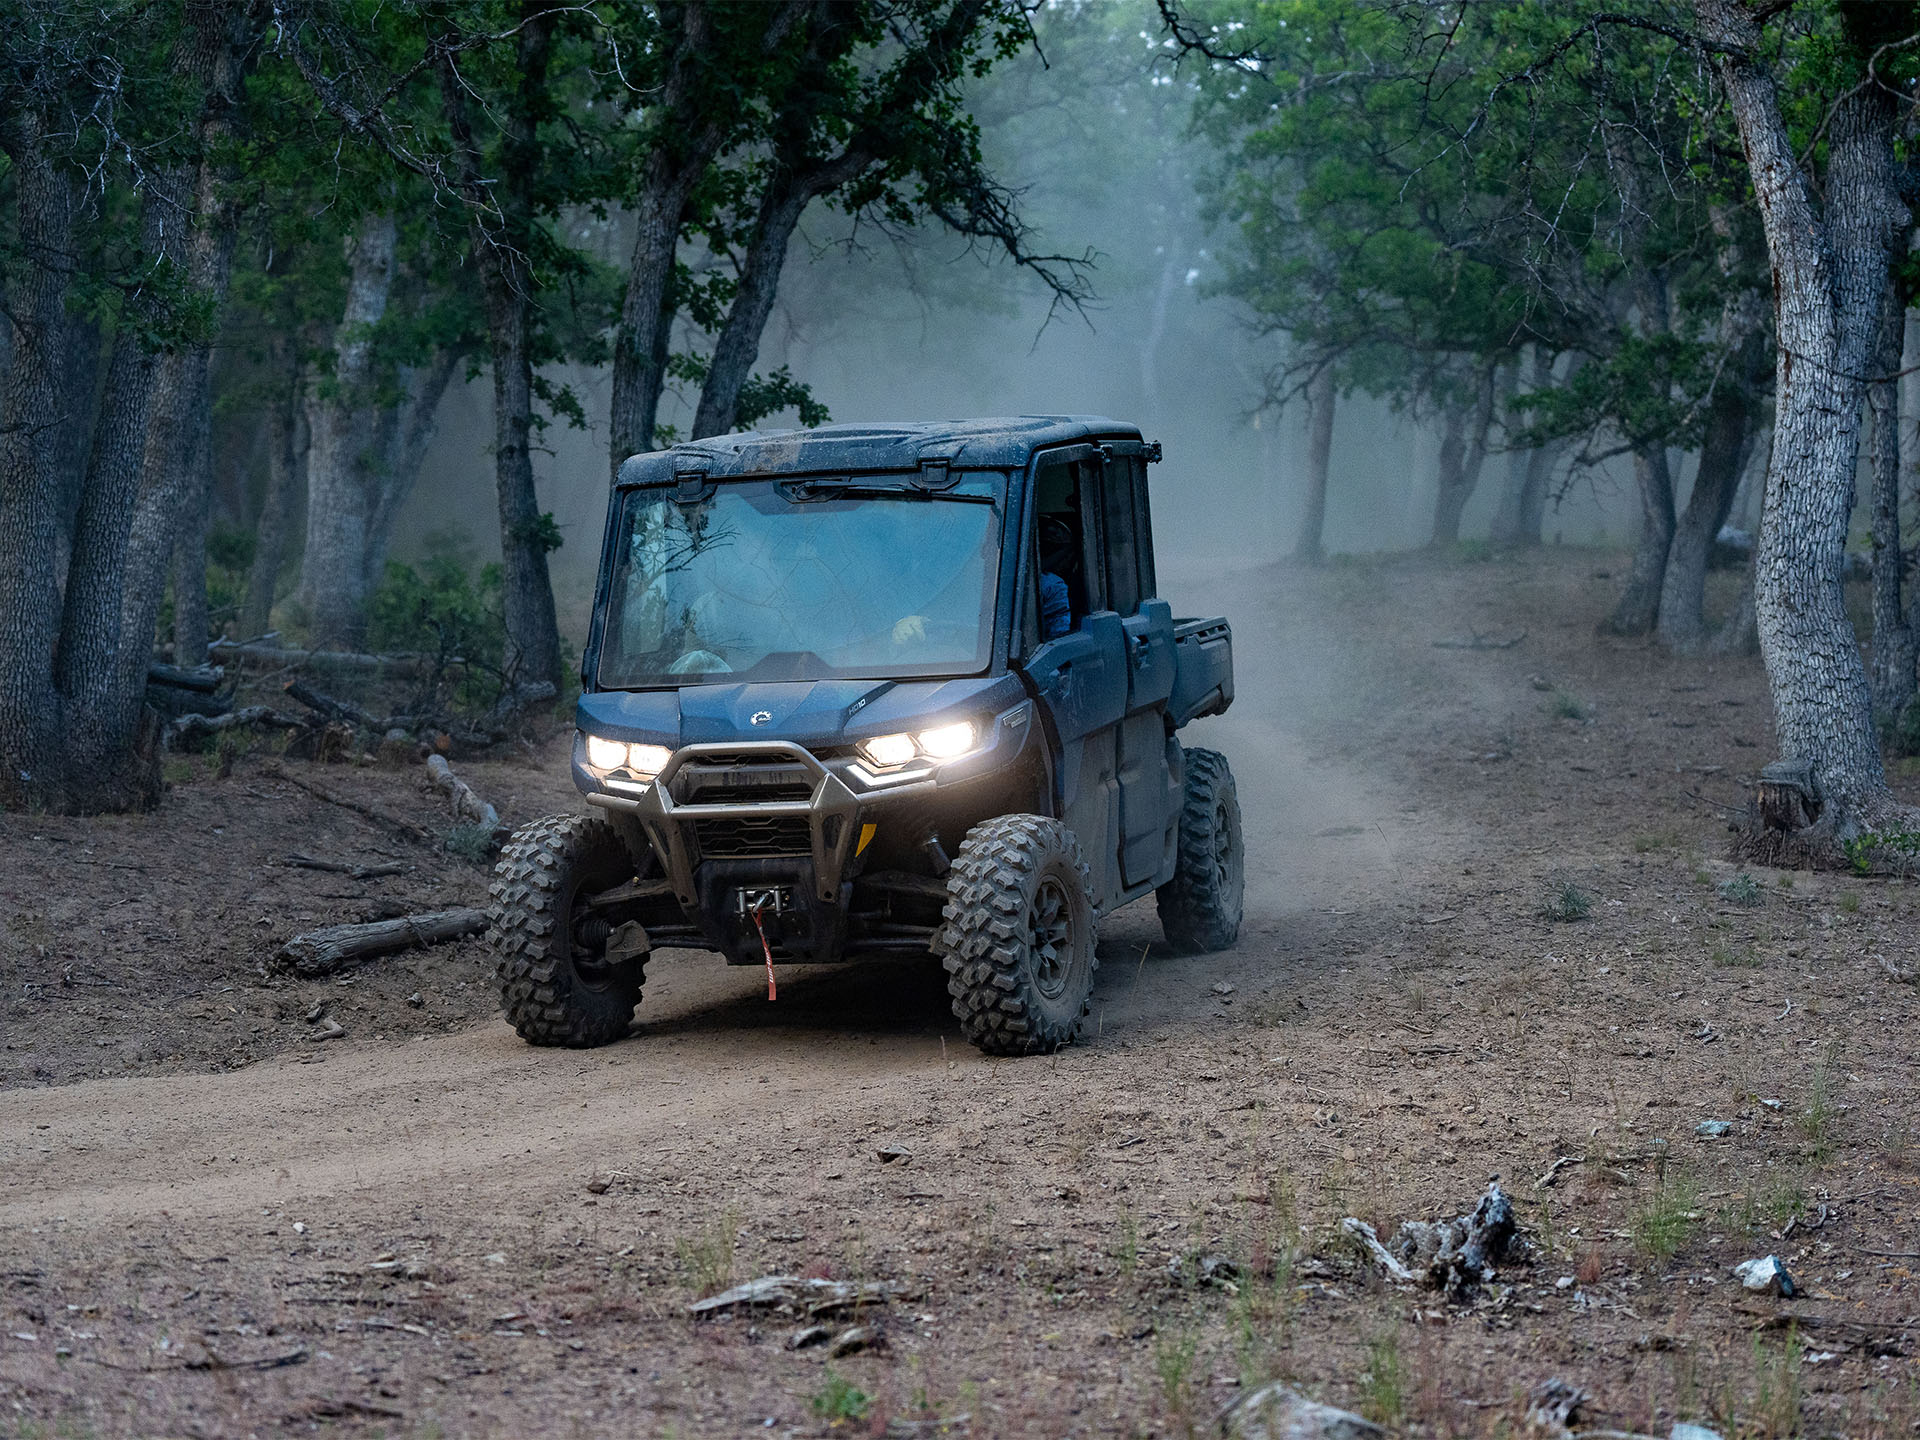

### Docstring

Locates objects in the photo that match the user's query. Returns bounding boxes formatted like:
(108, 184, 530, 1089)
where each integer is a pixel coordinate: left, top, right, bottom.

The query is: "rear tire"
(489, 813, 644, 1047)
(935, 815, 1098, 1056)
(1157, 747, 1244, 953)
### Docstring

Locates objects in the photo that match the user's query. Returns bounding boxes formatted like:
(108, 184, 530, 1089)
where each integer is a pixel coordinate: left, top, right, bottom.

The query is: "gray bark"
(1869, 291, 1914, 724)
(170, 388, 215, 664)
(1295, 364, 1334, 564)
(0, 112, 76, 810)
(299, 214, 397, 647)
(1699, 0, 1907, 832)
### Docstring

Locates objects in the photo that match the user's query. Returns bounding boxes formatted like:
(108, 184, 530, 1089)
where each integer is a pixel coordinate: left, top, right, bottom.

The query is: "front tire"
(489, 813, 644, 1047)
(1157, 747, 1244, 952)
(935, 815, 1098, 1057)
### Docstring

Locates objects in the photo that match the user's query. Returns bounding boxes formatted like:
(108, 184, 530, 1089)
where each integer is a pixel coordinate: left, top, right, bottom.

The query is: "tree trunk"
(1657, 383, 1755, 653)
(1869, 289, 1914, 725)
(170, 390, 216, 664)
(0, 113, 76, 811)
(1600, 445, 1675, 636)
(691, 166, 828, 440)
(442, 6, 563, 692)
(241, 347, 305, 637)
(1430, 364, 1495, 546)
(300, 214, 397, 648)
(50, 309, 104, 594)
(1699, 0, 1908, 840)
(1294, 364, 1334, 564)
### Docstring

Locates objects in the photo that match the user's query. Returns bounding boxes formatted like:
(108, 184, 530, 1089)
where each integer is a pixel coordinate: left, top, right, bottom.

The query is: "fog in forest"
(389, 2, 1645, 643)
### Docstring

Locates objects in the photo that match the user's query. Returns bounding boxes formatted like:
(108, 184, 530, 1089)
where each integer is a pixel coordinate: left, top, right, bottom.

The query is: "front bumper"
(579, 710, 1035, 964)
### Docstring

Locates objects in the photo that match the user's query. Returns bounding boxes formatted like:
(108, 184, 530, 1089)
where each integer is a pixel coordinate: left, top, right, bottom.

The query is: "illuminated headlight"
(856, 721, 981, 770)
(582, 733, 674, 779)
(857, 732, 919, 769)
(584, 733, 627, 770)
(917, 720, 978, 759)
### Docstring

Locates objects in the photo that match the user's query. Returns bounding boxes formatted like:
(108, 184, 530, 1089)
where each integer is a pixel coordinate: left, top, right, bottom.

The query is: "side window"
(1100, 453, 1141, 614)
(1020, 524, 1042, 656)
(1130, 455, 1157, 600)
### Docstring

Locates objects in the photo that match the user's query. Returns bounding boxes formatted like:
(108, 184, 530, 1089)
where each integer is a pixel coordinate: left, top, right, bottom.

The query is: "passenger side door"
(1018, 453, 1128, 908)
(1101, 449, 1179, 889)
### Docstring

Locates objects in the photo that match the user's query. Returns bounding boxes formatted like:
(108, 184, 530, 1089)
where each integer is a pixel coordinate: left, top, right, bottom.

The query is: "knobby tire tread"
(489, 812, 641, 1048)
(1157, 746, 1244, 953)
(935, 814, 1097, 1057)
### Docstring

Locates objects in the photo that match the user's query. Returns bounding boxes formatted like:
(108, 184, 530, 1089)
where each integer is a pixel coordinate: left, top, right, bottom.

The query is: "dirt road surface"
(7, 552, 1920, 1438)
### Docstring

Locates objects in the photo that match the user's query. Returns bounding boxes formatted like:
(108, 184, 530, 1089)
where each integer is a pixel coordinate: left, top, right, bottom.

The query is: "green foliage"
(809, 1368, 870, 1424)
(1717, 873, 1763, 907)
(1539, 879, 1592, 923)
(674, 1208, 740, 1298)
(365, 552, 506, 709)
(1548, 689, 1590, 721)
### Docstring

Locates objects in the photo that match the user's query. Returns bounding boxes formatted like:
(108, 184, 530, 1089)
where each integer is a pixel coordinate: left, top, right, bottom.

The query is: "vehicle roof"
(615, 415, 1142, 486)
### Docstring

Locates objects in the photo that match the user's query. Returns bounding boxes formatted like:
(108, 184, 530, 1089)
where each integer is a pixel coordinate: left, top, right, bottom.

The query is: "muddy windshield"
(596, 474, 1004, 688)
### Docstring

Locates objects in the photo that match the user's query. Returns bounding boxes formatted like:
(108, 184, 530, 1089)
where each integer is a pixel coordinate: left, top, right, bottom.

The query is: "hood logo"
(750, 710, 773, 726)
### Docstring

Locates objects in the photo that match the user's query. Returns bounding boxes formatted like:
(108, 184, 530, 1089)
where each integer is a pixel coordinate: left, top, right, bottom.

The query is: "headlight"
(582, 733, 673, 778)
(917, 720, 977, 759)
(858, 733, 919, 768)
(626, 743, 672, 779)
(856, 721, 982, 771)
(584, 733, 627, 769)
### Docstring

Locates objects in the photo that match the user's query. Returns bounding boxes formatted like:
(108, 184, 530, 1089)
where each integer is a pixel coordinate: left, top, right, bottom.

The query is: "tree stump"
(1756, 758, 1819, 831)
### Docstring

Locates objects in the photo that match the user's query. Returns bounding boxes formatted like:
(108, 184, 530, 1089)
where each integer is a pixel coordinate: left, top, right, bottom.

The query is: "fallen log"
(147, 662, 225, 692)
(165, 707, 305, 749)
(277, 907, 489, 977)
(209, 640, 450, 678)
(283, 852, 410, 880)
(283, 679, 412, 734)
(425, 754, 500, 829)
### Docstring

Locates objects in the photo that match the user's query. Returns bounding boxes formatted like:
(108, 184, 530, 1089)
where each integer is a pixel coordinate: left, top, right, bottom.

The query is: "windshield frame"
(584, 469, 1016, 692)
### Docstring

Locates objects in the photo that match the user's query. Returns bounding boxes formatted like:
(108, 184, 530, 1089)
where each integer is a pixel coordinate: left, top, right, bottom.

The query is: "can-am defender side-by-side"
(488, 416, 1242, 1056)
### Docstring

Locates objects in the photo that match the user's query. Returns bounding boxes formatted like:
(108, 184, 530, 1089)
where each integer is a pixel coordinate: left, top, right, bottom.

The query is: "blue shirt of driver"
(1040, 572, 1072, 640)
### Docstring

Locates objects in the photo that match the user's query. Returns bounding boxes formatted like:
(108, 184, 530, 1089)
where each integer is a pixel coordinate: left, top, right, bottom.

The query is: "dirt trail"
(16, 553, 1907, 1438)
(2, 558, 1416, 1233)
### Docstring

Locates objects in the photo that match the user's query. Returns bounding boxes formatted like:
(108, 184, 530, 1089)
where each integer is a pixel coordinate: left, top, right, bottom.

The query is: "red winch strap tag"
(750, 903, 777, 1002)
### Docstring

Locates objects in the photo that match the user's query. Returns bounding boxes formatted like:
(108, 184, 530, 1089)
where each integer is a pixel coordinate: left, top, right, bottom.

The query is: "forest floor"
(5, 547, 1920, 1439)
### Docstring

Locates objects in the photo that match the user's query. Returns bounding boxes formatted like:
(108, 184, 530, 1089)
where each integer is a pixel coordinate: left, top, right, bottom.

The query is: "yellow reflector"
(857, 823, 877, 855)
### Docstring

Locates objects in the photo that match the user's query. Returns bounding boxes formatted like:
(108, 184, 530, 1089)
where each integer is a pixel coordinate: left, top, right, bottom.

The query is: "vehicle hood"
(576, 675, 1024, 750)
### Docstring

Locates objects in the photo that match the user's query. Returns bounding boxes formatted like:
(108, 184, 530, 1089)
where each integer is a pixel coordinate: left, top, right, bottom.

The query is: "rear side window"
(1100, 453, 1142, 614)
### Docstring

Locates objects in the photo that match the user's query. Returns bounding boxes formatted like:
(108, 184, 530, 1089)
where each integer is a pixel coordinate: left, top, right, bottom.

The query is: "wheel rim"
(1031, 875, 1075, 1000)
(1213, 801, 1234, 877)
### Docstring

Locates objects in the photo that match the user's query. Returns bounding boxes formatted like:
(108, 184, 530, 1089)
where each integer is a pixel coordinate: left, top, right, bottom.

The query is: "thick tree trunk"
(1657, 385, 1755, 653)
(241, 348, 305, 637)
(1294, 364, 1334, 564)
(1869, 291, 1914, 725)
(365, 348, 459, 587)
(1700, 0, 1908, 839)
(0, 115, 76, 811)
(1600, 445, 1675, 637)
(50, 310, 104, 593)
(300, 214, 397, 648)
(1430, 364, 1495, 547)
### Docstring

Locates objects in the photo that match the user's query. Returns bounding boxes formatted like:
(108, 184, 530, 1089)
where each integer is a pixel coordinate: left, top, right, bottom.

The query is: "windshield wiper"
(777, 476, 993, 504)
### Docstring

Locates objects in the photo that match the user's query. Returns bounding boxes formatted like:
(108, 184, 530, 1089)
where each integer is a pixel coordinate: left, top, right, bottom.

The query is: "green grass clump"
(442, 823, 498, 864)
(1712, 943, 1762, 969)
(1717, 873, 1763, 907)
(1548, 689, 1590, 721)
(810, 1368, 870, 1424)
(1540, 879, 1593, 923)
(674, 1207, 739, 1298)
(1359, 1329, 1405, 1427)
(1632, 1175, 1700, 1263)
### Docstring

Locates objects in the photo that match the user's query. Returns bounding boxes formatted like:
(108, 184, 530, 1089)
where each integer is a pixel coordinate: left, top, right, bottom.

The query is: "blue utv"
(489, 417, 1242, 1057)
